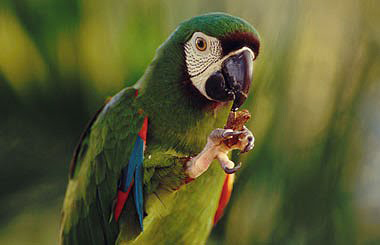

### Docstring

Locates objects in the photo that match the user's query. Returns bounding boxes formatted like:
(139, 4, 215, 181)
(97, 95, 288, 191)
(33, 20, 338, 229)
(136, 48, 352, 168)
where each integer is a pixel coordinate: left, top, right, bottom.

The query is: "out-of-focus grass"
(0, 0, 379, 244)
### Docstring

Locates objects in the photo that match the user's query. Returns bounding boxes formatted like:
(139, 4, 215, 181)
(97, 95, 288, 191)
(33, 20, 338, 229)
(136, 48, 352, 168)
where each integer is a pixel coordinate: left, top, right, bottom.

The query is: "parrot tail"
(213, 173, 235, 225)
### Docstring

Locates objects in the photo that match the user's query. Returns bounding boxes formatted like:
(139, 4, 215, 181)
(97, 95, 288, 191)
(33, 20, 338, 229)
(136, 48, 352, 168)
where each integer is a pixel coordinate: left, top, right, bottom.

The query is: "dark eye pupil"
(197, 40, 204, 48)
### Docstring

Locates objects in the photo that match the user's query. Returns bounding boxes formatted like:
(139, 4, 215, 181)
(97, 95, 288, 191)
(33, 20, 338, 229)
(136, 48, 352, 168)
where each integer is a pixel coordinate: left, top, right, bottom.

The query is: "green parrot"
(60, 12, 260, 245)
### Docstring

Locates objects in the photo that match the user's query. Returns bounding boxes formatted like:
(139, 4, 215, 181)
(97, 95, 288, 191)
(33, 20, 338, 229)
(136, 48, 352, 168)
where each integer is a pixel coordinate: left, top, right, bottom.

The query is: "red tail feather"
(213, 174, 235, 225)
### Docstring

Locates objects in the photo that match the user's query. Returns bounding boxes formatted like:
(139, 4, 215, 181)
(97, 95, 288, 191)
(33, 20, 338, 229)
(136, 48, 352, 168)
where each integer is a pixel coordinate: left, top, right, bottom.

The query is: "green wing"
(60, 88, 145, 245)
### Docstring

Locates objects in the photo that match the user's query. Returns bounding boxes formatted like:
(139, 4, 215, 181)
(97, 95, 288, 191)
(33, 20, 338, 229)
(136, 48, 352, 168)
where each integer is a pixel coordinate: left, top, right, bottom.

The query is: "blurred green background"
(1, 0, 379, 244)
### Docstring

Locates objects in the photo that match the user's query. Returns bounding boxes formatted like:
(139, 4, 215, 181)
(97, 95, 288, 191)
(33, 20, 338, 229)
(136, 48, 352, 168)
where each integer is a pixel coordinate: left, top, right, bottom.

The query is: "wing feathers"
(61, 88, 147, 244)
(114, 116, 148, 229)
(133, 136, 145, 230)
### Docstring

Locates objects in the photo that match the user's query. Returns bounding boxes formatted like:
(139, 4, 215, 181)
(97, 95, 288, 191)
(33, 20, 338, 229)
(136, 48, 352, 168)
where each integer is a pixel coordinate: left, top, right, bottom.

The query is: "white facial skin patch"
(184, 32, 255, 101)
(184, 32, 222, 77)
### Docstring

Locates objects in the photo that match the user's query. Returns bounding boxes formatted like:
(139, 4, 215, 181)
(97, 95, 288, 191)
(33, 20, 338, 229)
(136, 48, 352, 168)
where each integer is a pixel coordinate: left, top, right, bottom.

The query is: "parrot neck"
(137, 78, 230, 154)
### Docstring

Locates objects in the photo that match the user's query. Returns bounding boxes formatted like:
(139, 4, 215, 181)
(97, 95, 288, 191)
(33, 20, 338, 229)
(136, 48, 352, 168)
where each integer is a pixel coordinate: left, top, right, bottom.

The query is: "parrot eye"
(184, 32, 222, 77)
(195, 37, 207, 51)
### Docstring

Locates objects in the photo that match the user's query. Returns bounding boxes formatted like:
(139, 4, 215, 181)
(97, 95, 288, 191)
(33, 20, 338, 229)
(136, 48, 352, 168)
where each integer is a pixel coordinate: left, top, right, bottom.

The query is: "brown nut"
(223, 109, 251, 147)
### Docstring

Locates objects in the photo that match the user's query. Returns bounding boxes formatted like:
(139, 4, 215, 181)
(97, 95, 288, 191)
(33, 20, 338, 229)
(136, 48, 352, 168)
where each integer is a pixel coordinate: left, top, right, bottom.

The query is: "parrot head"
(180, 15, 260, 111)
(140, 13, 260, 113)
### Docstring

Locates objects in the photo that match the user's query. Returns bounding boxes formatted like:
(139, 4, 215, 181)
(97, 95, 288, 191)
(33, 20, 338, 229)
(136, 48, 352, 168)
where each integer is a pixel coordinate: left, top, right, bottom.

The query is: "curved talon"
(242, 144, 253, 153)
(223, 162, 242, 174)
(241, 136, 254, 153)
(222, 129, 244, 138)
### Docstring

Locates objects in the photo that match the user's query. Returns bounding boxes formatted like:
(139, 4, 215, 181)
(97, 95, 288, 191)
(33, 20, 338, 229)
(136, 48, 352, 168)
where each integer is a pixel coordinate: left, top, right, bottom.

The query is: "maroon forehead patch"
(220, 32, 260, 59)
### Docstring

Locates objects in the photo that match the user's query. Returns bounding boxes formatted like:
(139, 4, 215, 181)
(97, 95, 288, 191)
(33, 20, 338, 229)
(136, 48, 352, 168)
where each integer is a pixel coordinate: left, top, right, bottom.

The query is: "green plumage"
(60, 12, 260, 245)
(61, 88, 143, 244)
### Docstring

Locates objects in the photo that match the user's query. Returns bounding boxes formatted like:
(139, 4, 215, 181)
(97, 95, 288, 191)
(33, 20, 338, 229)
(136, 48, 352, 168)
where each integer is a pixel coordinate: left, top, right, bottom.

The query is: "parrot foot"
(185, 127, 254, 178)
(223, 162, 241, 174)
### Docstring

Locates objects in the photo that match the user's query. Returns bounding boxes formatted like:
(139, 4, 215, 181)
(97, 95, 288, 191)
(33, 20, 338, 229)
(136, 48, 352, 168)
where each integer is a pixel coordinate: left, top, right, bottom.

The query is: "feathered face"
(184, 30, 259, 111)
(140, 13, 260, 113)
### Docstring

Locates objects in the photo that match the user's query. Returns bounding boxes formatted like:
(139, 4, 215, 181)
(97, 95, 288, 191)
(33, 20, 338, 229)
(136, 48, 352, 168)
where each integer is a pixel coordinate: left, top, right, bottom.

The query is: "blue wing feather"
(117, 135, 144, 229)
(133, 137, 144, 230)
(115, 115, 146, 228)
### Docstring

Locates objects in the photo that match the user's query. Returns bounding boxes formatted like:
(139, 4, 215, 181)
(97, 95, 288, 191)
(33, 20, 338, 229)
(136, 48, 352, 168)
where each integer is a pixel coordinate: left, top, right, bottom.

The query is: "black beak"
(205, 49, 253, 111)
